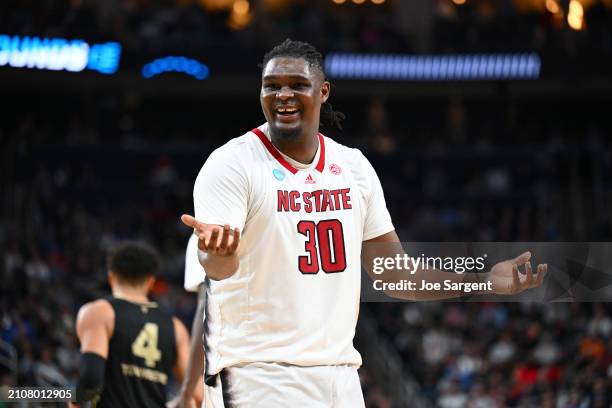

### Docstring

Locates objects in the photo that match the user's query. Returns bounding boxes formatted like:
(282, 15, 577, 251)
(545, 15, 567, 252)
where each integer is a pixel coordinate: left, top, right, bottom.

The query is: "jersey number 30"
(132, 323, 162, 367)
(297, 219, 346, 274)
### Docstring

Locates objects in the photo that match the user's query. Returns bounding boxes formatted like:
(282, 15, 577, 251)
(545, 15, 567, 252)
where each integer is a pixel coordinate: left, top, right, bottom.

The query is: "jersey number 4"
(132, 323, 162, 367)
(297, 219, 346, 274)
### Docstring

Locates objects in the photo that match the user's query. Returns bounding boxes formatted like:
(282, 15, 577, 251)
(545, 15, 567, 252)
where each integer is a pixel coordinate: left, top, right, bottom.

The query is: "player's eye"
(264, 83, 280, 91)
(293, 83, 310, 90)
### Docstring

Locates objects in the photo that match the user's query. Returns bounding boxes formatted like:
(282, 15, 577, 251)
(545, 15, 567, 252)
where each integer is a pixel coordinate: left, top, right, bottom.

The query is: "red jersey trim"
(315, 133, 325, 173)
(251, 128, 326, 174)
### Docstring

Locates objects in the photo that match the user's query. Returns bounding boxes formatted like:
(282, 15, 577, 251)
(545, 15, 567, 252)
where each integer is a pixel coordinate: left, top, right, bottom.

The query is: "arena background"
(1, 0, 612, 406)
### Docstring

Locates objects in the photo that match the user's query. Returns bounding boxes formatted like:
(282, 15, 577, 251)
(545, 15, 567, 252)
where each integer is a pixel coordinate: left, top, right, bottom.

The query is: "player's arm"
(172, 317, 190, 384)
(167, 284, 206, 408)
(172, 315, 204, 408)
(187, 147, 248, 281)
(71, 299, 114, 407)
(181, 215, 241, 280)
(357, 148, 546, 300)
(362, 231, 547, 300)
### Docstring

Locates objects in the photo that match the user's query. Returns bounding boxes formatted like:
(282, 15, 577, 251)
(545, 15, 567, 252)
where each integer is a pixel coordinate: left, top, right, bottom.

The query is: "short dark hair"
(107, 241, 160, 285)
(262, 38, 325, 77)
(262, 39, 345, 131)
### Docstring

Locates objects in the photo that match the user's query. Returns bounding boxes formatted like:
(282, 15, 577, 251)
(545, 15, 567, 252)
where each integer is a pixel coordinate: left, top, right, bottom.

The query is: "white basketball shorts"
(203, 363, 365, 408)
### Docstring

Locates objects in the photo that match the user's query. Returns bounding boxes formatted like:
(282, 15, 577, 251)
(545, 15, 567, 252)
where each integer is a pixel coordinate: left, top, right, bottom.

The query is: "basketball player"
(180, 39, 547, 407)
(71, 242, 192, 407)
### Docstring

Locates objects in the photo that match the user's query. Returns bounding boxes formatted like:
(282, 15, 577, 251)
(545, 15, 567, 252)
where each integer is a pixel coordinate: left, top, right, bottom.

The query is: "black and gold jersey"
(98, 296, 176, 408)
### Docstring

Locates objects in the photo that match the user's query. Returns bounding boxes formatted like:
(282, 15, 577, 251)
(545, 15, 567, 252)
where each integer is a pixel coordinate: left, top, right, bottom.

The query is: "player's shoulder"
(196, 128, 261, 185)
(206, 127, 260, 163)
(76, 298, 115, 329)
(322, 134, 369, 168)
(78, 298, 114, 316)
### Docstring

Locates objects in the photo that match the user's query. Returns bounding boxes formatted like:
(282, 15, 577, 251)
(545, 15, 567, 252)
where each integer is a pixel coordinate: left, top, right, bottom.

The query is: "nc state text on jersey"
(277, 189, 352, 213)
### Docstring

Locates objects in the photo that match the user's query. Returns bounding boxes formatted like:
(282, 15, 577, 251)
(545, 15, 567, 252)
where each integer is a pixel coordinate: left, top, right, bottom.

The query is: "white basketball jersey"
(193, 123, 394, 375)
(184, 233, 204, 293)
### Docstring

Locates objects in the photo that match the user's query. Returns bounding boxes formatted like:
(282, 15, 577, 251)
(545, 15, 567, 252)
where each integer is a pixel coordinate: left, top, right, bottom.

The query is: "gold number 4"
(131, 323, 162, 367)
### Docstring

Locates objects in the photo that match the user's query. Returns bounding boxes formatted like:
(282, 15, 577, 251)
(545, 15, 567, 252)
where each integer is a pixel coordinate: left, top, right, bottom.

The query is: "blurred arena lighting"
(333, 0, 385, 3)
(233, 0, 250, 14)
(199, 0, 235, 11)
(141, 56, 209, 80)
(325, 53, 541, 81)
(452, 0, 467, 5)
(545, 0, 560, 14)
(568, 0, 585, 30)
(0, 35, 121, 74)
(228, 0, 252, 30)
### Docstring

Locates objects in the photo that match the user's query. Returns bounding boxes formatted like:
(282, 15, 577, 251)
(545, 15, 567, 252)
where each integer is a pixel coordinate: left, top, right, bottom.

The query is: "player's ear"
(320, 81, 330, 104)
(144, 276, 156, 293)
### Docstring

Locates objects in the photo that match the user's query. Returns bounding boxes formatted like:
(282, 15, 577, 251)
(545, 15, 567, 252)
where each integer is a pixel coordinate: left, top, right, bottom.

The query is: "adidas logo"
(305, 174, 316, 184)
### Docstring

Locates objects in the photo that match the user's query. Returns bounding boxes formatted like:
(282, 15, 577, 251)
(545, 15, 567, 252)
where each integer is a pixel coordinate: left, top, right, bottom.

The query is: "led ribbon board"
(0, 35, 121, 74)
(142, 56, 209, 80)
(325, 53, 541, 80)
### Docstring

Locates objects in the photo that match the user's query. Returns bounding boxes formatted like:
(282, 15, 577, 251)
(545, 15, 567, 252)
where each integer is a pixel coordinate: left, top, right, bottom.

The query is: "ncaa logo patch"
(329, 163, 342, 175)
(272, 168, 286, 181)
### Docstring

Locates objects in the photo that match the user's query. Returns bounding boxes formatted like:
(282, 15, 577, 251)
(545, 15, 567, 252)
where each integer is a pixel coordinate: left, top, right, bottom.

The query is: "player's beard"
(269, 124, 302, 141)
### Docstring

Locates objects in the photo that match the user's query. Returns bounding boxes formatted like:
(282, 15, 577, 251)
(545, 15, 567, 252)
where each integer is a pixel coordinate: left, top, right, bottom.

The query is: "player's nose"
(276, 86, 294, 100)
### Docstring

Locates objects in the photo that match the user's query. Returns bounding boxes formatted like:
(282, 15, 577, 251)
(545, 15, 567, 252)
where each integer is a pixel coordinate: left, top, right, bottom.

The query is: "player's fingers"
(208, 227, 220, 251)
(181, 214, 199, 229)
(525, 261, 533, 285)
(512, 264, 520, 291)
(197, 230, 210, 251)
(219, 224, 231, 252)
(229, 227, 240, 253)
(513, 251, 531, 265)
(536, 264, 547, 285)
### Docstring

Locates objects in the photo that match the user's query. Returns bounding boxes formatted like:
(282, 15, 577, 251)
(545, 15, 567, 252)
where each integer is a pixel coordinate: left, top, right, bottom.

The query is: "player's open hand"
(489, 251, 547, 295)
(181, 214, 240, 257)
